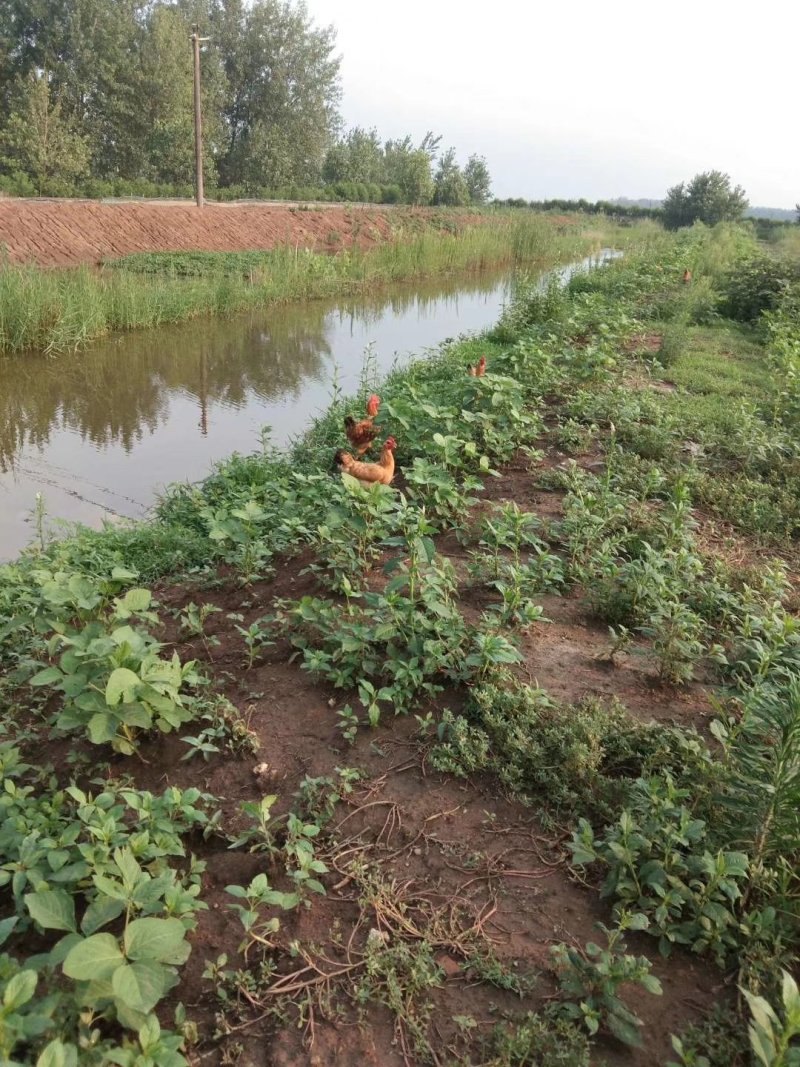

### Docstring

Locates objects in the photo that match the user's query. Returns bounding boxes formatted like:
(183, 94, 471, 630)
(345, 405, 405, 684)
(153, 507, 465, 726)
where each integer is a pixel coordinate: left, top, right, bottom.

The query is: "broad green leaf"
(63, 933, 124, 981)
(36, 1039, 78, 1067)
(626, 912, 651, 932)
(81, 896, 126, 935)
(115, 848, 142, 889)
(106, 667, 141, 706)
(92, 874, 129, 901)
(0, 915, 18, 946)
(607, 1011, 643, 1047)
(119, 589, 152, 613)
(3, 969, 37, 1010)
(46, 932, 83, 967)
(743, 989, 779, 1033)
(640, 974, 663, 995)
(87, 713, 118, 745)
(138, 1012, 161, 1053)
(124, 917, 189, 964)
(783, 968, 800, 1015)
(30, 666, 63, 687)
(112, 961, 168, 1015)
(111, 566, 138, 582)
(24, 889, 77, 933)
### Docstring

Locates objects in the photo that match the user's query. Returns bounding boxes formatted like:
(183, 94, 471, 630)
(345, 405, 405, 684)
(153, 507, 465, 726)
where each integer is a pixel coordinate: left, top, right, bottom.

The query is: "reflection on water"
(0, 251, 618, 559)
(0, 271, 516, 558)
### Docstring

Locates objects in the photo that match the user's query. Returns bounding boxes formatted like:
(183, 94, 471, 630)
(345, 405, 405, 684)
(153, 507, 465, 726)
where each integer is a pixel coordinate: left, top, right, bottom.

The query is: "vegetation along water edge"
(2, 221, 800, 1064)
(0, 211, 626, 356)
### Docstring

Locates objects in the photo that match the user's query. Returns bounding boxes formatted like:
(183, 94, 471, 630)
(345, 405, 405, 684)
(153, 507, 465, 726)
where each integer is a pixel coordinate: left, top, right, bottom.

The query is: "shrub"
(719, 256, 800, 322)
(430, 682, 716, 821)
(570, 775, 749, 963)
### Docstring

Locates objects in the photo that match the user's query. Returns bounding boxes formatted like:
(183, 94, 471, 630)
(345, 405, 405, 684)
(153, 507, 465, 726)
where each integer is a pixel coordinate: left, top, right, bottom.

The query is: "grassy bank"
(0, 211, 626, 355)
(3, 221, 800, 1065)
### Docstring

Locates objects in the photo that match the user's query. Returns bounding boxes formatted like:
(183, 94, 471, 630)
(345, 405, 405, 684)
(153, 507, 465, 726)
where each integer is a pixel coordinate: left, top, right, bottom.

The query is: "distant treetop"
(662, 171, 748, 230)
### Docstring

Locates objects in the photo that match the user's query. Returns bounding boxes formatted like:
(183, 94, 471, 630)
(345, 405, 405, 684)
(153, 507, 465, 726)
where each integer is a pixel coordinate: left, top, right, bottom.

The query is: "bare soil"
(0, 200, 482, 268)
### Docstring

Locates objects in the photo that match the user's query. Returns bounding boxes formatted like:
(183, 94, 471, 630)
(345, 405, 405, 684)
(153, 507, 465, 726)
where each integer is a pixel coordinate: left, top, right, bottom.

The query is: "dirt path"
(0, 199, 454, 267)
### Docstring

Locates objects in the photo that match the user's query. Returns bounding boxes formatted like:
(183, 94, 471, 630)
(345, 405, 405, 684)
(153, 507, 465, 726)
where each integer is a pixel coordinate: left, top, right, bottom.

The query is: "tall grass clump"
(0, 213, 608, 355)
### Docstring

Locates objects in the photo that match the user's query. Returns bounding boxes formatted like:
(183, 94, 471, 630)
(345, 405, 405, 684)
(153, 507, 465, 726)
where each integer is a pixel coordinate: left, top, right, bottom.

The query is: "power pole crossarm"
(190, 27, 211, 209)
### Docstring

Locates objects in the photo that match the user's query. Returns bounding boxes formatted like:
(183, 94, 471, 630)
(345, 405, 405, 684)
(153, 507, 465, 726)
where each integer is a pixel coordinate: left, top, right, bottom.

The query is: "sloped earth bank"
(0, 200, 480, 267)
(9, 224, 800, 1066)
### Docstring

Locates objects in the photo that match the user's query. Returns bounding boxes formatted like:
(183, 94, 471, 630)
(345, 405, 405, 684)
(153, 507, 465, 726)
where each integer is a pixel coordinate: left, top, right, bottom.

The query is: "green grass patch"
(0, 213, 604, 355)
(668, 325, 769, 400)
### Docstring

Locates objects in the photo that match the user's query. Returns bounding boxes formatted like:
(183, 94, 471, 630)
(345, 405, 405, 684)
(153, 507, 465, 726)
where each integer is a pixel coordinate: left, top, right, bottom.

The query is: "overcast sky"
(303, 0, 797, 208)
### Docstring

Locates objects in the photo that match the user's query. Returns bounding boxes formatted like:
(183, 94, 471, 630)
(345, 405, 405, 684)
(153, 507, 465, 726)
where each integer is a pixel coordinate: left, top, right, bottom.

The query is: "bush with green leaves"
(668, 1006, 749, 1067)
(353, 936, 443, 1062)
(273, 506, 521, 733)
(430, 682, 718, 823)
(0, 945, 190, 1067)
(718, 256, 800, 322)
(764, 296, 800, 431)
(712, 678, 800, 910)
(0, 749, 214, 1063)
(551, 913, 662, 1046)
(1, 758, 214, 925)
(657, 320, 691, 366)
(639, 598, 706, 685)
(570, 775, 749, 964)
(308, 476, 398, 594)
(0, 563, 141, 671)
(480, 1006, 590, 1066)
(29, 588, 201, 756)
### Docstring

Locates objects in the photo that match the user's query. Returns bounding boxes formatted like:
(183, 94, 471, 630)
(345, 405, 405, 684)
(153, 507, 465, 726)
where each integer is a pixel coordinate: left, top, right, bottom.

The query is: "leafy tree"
(0, 0, 149, 179)
(663, 170, 748, 230)
(433, 147, 469, 207)
(418, 130, 442, 161)
(463, 153, 491, 204)
(0, 72, 89, 191)
(212, 0, 341, 189)
(323, 126, 384, 184)
(382, 136, 435, 204)
(396, 149, 434, 205)
(0, 0, 495, 202)
(796, 203, 800, 225)
(138, 4, 224, 187)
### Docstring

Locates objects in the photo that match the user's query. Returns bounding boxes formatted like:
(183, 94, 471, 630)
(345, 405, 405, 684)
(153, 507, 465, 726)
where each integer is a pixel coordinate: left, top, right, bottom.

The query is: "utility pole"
(190, 26, 210, 208)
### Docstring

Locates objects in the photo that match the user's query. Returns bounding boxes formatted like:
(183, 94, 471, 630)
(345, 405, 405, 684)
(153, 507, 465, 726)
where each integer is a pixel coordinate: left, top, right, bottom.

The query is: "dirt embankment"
(0, 199, 464, 268)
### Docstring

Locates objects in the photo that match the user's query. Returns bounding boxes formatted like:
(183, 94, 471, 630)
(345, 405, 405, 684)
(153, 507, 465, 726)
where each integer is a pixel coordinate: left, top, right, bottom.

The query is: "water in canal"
(0, 250, 617, 559)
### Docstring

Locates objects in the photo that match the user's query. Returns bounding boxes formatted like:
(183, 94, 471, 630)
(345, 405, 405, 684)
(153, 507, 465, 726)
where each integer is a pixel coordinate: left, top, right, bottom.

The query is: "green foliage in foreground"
(2, 220, 800, 1061)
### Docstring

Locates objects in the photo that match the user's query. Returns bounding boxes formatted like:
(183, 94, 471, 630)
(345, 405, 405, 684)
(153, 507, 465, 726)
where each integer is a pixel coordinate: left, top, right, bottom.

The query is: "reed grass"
(0, 213, 612, 355)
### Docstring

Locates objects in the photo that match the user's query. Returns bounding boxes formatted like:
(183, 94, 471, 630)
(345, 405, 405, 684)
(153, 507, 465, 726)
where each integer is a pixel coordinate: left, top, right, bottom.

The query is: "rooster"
(334, 437, 397, 487)
(682, 268, 692, 284)
(343, 394, 381, 456)
(468, 355, 487, 377)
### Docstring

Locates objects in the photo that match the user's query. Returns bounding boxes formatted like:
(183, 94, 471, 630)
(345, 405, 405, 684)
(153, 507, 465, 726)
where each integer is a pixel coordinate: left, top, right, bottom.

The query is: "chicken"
(334, 437, 396, 487)
(468, 355, 487, 377)
(682, 268, 692, 284)
(343, 394, 381, 456)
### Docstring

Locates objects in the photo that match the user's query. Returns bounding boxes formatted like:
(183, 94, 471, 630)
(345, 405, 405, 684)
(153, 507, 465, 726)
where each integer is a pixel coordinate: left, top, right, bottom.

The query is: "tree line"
(0, 0, 491, 204)
(501, 174, 799, 234)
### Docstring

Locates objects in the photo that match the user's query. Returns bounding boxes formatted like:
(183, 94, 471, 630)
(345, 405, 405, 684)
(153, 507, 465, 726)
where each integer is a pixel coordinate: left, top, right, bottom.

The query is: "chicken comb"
(366, 394, 381, 417)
